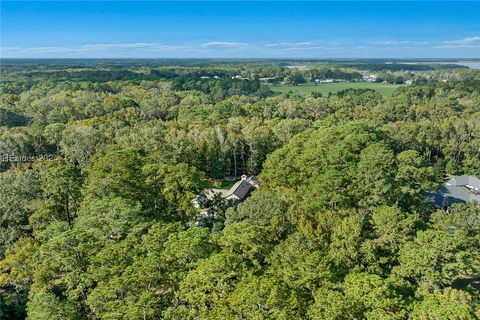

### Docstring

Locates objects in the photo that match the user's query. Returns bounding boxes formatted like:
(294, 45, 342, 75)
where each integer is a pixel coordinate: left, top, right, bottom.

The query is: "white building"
(363, 74, 377, 82)
(314, 79, 334, 84)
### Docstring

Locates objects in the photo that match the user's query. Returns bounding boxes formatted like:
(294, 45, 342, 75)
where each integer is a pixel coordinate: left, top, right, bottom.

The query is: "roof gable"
(229, 180, 254, 200)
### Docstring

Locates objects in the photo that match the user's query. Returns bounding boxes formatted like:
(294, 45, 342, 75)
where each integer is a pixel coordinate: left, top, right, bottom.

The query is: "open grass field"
(271, 82, 403, 97)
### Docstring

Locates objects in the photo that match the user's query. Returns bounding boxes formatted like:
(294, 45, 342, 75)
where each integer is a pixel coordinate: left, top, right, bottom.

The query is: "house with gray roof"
(193, 175, 259, 209)
(429, 175, 480, 209)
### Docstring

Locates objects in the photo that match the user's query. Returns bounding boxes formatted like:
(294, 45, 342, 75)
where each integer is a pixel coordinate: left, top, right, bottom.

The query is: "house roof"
(202, 176, 256, 203)
(429, 175, 480, 208)
(449, 175, 480, 188)
(228, 179, 254, 201)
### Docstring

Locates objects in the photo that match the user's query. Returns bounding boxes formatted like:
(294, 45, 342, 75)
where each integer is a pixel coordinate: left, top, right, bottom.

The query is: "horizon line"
(2, 57, 480, 60)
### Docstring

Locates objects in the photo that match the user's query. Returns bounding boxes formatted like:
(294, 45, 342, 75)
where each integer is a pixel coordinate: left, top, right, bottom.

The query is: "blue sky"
(1, 1, 479, 58)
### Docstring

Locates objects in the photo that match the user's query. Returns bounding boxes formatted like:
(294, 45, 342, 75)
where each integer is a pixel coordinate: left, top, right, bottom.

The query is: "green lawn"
(271, 82, 403, 97)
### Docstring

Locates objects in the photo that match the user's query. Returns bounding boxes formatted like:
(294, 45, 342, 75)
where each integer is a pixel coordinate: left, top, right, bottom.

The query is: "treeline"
(281, 67, 478, 86)
(343, 62, 466, 72)
(2, 60, 473, 84)
(0, 64, 479, 319)
(171, 77, 272, 98)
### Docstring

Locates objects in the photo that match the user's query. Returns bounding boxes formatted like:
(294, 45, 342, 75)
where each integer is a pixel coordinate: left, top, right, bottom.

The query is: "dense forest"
(0, 60, 479, 319)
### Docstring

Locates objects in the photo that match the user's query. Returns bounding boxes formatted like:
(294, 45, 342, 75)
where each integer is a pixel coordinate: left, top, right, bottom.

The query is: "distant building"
(363, 74, 377, 82)
(314, 79, 334, 84)
(200, 76, 210, 79)
(232, 75, 244, 80)
(429, 175, 480, 210)
(193, 175, 259, 209)
(213, 75, 220, 79)
(405, 79, 414, 85)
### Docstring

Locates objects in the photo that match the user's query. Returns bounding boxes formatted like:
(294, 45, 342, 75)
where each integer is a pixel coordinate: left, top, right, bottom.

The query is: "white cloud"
(2, 37, 479, 58)
(291, 41, 320, 46)
(200, 42, 248, 48)
(1, 46, 78, 54)
(0, 43, 192, 56)
(435, 36, 480, 48)
(263, 41, 323, 48)
(376, 40, 429, 45)
(373, 36, 480, 50)
(434, 44, 480, 49)
(284, 46, 339, 51)
(82, 43, 187, 51)
(443, 36, 480, 45)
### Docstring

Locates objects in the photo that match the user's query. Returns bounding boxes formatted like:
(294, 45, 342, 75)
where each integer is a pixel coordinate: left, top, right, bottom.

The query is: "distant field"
(271, 82, 403, 97)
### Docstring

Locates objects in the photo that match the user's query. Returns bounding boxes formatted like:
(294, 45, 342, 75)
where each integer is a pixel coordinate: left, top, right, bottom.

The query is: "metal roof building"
(429, 175, 480, 209)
